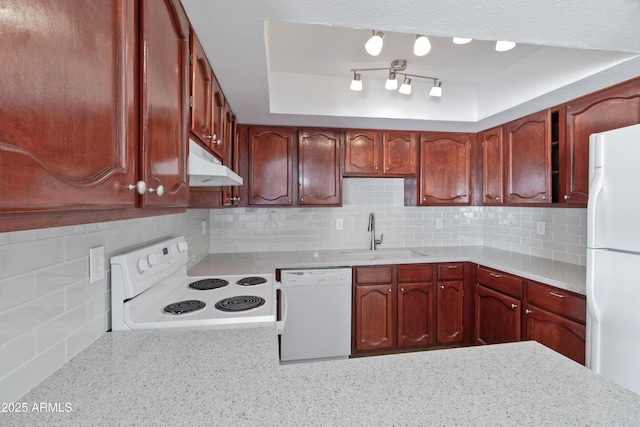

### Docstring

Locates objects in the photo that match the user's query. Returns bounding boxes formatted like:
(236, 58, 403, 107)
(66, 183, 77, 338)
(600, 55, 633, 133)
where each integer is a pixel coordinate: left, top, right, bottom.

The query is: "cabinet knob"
(564, 195, 571, 200)
(525, 309, 532, 314)
(230, 197, 240, 201)
(440, 285, 445, 290)
(542, 195, 548, 200)
(215, 139, 222, 146)
(300, 198, 304, 202)
(128, 180, 146, 194)
(149, 185, 164, 197)
(386, 166, 389, 170)
(400, 287, 405, 292)
(511, 303, 518, 309)
(375, 166, 378, 170)
(495, 197, 501, 201)
(388, 288, 392, 293)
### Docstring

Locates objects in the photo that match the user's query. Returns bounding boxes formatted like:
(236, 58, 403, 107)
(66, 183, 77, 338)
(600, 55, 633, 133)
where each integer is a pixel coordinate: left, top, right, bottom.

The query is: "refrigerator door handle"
(587, 164, 604, 249)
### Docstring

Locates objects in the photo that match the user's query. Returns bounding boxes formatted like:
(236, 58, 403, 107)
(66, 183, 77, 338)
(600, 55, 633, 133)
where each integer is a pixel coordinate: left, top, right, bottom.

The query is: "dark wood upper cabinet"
(0, 0, 138, 212)
(563, 78, 640, 206)
(247, 127, 294, 205)
(419, 132, 472, 205)
(344, 130, 417, 177)
(344, 130, 381, 175)
(211, 76, 226, 160)
(139, 0, 190, 207)
(479, 126, 505, 205)
(298, 130, 341, 206)
(383, 131, 418, 175)
(189, 32, 214, 150)
(505, 110, 552, 205)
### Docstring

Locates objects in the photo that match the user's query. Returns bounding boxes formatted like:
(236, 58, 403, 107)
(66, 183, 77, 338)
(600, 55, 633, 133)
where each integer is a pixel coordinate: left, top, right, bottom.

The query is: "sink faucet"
(367, 212, 383, 250)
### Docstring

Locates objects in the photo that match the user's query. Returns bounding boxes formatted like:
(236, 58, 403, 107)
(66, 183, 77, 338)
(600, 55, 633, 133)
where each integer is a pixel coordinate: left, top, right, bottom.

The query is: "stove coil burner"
(215, 296, 265, 312)
(189, 278, 229, 290)
(163, 300, 206, 315)
(236, 276, 267, 286)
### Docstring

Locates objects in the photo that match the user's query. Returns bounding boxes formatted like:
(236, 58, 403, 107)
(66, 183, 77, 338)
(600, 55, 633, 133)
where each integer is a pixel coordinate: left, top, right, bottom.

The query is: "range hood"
(188, 139, 243, 187)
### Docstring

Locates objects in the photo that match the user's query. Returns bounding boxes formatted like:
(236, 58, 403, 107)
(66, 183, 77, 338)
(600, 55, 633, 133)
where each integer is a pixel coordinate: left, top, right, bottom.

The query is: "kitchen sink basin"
(340, 249, 428, 261)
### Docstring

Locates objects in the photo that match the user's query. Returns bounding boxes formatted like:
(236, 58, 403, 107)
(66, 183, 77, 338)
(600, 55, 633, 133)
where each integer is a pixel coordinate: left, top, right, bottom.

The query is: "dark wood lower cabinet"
(397, 283, 434, 348)
(353, 283, 394, 352)
(437, 280, 464, 344)
(474, 284, 522, 345)
(524, 305, 586, 365)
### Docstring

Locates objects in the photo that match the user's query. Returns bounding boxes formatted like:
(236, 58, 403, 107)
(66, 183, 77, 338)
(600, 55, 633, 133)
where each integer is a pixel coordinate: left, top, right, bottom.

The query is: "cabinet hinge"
(189, 96, 193, 108)
(189, 52, 193, 65)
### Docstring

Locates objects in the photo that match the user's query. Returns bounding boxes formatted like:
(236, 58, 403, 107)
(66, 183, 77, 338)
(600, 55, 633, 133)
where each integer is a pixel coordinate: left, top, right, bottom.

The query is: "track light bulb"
(413, 35, 431, 56)
(429, 81, 442, 97)
(453, 37, 472, 45)
(365, 31, 384, 56)
(385, 71, 397, 90)
(399, 77, 412, 95)
(350, 73, 362, 91)
(495, 40, 516, 51)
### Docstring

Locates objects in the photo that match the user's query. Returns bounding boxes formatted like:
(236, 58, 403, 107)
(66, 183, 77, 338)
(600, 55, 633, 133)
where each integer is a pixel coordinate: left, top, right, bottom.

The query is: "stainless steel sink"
(339, 249, 428, 261)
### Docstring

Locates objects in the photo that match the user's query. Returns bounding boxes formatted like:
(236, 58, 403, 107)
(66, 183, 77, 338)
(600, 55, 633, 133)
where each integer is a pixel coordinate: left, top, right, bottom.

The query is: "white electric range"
(110, 236, 275, 331)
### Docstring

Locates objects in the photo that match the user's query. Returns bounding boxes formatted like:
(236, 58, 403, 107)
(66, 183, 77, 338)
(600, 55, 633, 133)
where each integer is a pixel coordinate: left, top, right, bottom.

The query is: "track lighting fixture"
(350, 72, 362, 91)
(495, 40, 516, 51)
(452, 37, 472, 45)
(365, 31, 385, 56)
(413, 35, 431, 56)
(349, 59, 442, 97)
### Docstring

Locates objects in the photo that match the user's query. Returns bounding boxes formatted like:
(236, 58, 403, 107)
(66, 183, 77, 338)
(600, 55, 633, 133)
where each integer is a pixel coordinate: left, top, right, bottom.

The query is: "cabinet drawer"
(438, 263, 464, 280)
(476, 267, 522, 299)
(354, 266, 393, 285)
(526, 281, 586, 323)
(398, 264, 433, 283)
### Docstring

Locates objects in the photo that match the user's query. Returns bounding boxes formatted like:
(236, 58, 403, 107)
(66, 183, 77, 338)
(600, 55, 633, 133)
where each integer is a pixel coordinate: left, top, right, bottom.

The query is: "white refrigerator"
(586, 123, 640, 395)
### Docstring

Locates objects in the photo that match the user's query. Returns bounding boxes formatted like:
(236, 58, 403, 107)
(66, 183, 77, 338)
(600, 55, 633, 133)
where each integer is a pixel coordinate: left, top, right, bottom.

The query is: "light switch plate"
(435, 218, 443, 230)
(536, 221, 546, 236)
(89, 246, 105, 284)
(336, 218, 344, 230)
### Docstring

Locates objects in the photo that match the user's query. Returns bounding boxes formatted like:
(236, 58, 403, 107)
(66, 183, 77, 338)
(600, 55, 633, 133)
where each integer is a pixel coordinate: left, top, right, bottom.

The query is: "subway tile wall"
(210, 178, 588, 265)
(0, 210, 209, 403)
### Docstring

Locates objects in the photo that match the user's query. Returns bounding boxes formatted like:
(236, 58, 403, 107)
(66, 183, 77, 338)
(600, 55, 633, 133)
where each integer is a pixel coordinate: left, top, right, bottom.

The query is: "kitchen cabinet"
(344, 130, 417, 176)
(563, 78, 640, 206)
(298, 129, 341, 206)
(353, 264, 436, 354)
(247, 127, 294, 205)
(479, 126, 506, 205)
(189, 32, 214, 152)
(505, 110, 553, 205)
(436, 263, 464, 344)
(524, 280, 586, 364)
(474, 266, 523, 345)
(222, 103, 240, 207)
(139, 0, 190, 207)
(0, 0, 138, 212)
(418, 132, 472, 205)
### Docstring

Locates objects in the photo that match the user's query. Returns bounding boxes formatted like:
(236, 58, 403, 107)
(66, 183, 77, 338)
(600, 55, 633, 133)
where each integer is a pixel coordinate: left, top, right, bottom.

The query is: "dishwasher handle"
(275, 282, 287, 335)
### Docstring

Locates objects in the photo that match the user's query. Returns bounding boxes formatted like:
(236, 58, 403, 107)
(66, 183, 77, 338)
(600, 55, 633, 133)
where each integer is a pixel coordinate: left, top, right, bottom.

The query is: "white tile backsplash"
(210, 179, 587, 266)
(0, 209, 210, 403)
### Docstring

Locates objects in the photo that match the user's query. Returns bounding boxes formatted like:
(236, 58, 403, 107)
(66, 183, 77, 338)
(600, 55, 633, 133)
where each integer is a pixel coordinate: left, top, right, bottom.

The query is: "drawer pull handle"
(489, 273, 501, 278)
(549, 291, 566, 298)
(511, 303, 518, 309)
(447, 265, 458, 269)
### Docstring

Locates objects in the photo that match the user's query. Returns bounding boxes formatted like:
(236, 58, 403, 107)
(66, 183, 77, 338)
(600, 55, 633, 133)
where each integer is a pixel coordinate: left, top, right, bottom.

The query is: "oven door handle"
(276, 282, 288, 335)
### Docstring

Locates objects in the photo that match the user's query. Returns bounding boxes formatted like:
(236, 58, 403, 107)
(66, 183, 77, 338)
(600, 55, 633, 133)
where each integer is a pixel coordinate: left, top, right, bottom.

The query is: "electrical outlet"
(89, 246, 105, 284)
(435, 218, 443, 230)
(336, 218, 344, 230)
(536, 221, 546, 236)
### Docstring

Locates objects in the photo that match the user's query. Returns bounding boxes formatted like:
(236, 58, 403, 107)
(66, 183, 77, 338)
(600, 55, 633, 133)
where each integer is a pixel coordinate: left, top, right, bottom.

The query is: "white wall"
(0, 210, 210, 403)
(210, 178, 587, 266)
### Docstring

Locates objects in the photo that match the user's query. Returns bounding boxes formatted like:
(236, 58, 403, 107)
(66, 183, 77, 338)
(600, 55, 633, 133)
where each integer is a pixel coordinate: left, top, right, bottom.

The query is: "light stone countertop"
(3, 325, 640, 426)
(190, 246, 587, 295)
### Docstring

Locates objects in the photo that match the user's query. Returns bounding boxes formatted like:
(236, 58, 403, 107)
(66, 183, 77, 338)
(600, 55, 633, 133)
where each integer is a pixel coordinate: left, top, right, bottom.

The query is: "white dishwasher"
(278, 267, 352, 363)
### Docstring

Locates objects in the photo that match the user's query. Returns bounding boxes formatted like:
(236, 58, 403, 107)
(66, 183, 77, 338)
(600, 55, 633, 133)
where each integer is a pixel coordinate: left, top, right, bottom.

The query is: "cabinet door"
(222, 106, 239, 207)
(189, 33, 213, 149)
(0, 0, 137, 211)
(505, 110, 552, 204)
(210, 77, 225, 160)
(140, 0, 190, 207)
(247, 127, 294, 205)
(298, 130, 341, 206)
(437, 281, 464, 344)
(354, 284, 395, 352)
(475, 284, 521, 345)
(479, 126, 505, 205)
(397, 283, 434, 348)
(344, 130, 381, 175)
(525, 305, 586, 365)
(383, 131, 418, 175)
(564, 79, 640, 206)
(419, 133, 471, 205)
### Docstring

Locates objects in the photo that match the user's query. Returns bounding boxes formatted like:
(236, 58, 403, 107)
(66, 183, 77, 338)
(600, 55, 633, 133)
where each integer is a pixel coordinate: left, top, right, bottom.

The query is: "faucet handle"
(375, 234, 384, 246)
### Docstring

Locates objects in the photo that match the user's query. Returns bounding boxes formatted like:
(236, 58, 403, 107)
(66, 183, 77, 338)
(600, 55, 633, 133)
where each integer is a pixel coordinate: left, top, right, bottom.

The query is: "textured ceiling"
(181, 0, 640, 132)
